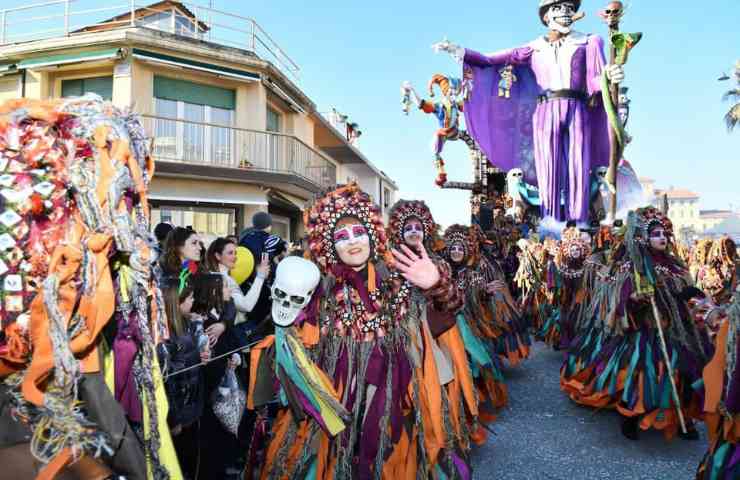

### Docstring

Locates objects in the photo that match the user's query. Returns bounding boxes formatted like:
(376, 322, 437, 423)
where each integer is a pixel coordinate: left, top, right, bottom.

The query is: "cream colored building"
(0, 0, 398, 242)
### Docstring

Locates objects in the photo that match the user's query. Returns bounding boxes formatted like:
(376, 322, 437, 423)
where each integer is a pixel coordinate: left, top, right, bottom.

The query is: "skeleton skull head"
(271, 256, 321, 327)
(595, 166, 608, 181)
(507, 168, 524, 182)
(600, 1, 624, 27)
(544, 1, 578, 34)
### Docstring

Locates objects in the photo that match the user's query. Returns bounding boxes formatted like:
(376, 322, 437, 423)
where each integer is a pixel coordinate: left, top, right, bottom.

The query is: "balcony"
(0, 0, 299, 80)
(140, 114, 337, 192)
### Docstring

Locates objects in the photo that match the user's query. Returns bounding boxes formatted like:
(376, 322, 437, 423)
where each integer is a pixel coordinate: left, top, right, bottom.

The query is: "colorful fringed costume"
(515, 237, 553, 336)
(696, 237, 739, 307)
(472, 226, 530, 366)
(442, 225, 508, 417)
(561, 208, 709, 439)
(551, 228, 593, 350)
(0, 96, 178, 479)
(253, 184, 471, 480)
(696, 289, 740, 479)
(387, 199, 484, 461)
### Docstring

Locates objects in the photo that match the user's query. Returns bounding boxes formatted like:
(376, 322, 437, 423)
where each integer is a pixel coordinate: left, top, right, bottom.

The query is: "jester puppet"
(401, 75, 469, 186)
(434, 0, 625, 222)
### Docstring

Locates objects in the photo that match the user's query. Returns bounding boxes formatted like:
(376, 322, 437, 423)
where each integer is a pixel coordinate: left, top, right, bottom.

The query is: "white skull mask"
(271, 256, 321, 327)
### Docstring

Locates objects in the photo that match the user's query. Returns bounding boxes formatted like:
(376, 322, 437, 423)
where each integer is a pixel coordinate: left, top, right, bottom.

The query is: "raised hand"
(391, 244, 440, 290)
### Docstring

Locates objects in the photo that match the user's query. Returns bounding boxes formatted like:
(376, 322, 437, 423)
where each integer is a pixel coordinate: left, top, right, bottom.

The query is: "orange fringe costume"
(561, 208, 709, 440)
(695, 290, 740, 479)
(442, 225, 509, 421)
(251, 186, 474, 480)
(0, 98, 176, 479)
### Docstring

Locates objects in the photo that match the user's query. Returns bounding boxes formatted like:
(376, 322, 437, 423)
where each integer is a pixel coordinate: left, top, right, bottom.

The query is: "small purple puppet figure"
(433, 0, 625, 222)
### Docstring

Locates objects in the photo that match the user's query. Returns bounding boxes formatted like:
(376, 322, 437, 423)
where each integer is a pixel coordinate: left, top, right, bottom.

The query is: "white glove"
(605, 64, 625, 83)
(432, 37, 465, 63)
(401, 80, 412, 92)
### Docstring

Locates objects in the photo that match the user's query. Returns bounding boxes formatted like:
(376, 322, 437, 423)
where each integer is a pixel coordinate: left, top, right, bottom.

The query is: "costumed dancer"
(515, 236, 552, 335)
(442, 225, 509, 420)
(388, 199, 487, 460)
(0, 96, 179, 479)
(433, 0, 622, 222)
(534, 237, 564, 347)
(253, 184, 472, 479)
(697, 237, 739, 308)
(551, 228, 593, 350)
(473, 226, 531, 366)
(561, 207, 708, 440)
(695, 288, 740, 479)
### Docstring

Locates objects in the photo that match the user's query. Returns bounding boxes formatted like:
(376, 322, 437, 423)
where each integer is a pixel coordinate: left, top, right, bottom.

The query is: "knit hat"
(252, 211, 272, 230)
(154, 222, 174, 243)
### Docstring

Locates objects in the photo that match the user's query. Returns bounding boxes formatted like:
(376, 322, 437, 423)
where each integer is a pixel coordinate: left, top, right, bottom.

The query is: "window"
(61, 76, 113, 100)
(383, 187, 391, 209)
(151, 204, 236, 241)
(271, 215, 291, 242)
(266, 106, 282, 132)
(152, 76, 235, 166)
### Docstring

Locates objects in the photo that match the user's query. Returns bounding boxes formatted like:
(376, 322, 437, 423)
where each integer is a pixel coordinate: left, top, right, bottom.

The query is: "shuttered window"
(153, 75, 235, 110)
(61, 76, 113, 100)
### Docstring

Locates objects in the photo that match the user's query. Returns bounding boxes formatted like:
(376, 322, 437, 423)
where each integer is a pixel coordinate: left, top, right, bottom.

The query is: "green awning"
(154, 75, 235, 110)
(18, 48, 123, 70)
(132, 48, 259, 83)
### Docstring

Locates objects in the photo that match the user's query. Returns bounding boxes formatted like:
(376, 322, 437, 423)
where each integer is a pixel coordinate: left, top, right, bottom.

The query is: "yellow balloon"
(230, 246, 255, 285)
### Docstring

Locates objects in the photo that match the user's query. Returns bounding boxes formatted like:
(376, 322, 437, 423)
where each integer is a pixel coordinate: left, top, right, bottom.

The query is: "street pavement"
(471, 343, 706, 480)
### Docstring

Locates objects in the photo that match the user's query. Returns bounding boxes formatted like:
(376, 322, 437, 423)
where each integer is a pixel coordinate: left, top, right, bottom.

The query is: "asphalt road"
(471, 343, 706, 480)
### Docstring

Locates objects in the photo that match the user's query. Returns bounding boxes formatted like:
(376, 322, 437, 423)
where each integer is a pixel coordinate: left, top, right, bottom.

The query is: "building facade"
(0, 1, 398, 242)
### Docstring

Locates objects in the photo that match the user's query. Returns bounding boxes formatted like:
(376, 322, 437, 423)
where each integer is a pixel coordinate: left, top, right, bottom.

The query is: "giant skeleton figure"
(434, 0, 625, 222)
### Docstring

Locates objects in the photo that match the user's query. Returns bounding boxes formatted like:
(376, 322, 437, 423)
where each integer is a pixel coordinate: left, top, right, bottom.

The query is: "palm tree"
(721, 60, 740, 132)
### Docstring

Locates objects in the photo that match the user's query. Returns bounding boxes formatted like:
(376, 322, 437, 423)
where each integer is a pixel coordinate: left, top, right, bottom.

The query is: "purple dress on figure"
(463, 32, 611, 222)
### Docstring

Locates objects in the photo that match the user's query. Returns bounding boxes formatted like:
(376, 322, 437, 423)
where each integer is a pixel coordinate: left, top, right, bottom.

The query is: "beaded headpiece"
(556, 227, 592, 277)
(304, 183, 387, 273)
(387, 199, 437, 249)
(443, 224, 478, 266)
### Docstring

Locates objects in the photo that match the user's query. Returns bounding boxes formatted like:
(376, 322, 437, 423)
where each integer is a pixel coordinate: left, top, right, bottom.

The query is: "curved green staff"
(601, 32, 643, 149)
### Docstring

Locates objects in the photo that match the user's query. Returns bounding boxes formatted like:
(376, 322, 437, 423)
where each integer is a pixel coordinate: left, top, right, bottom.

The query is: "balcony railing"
(140, 114, 337, 190)
(0, 0, 300, 80)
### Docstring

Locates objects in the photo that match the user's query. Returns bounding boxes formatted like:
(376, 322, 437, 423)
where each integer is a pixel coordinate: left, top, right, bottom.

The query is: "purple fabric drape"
(463, 34, 611, 221)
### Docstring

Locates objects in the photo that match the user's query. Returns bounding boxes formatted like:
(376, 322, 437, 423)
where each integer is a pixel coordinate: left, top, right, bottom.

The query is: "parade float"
(402, 0, 645, 232)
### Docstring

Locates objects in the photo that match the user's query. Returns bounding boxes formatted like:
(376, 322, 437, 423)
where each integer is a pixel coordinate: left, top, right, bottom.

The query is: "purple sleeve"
(464, 47, 533, 67)
(586, 35, 607, 96)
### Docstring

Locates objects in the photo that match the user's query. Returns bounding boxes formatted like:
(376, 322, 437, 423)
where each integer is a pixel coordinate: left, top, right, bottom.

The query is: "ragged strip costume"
(387, 199, 479, 475)
(472, 226, 530, 367)
(515, 236, 554, 338)
(550, 228, 592, 350)
(695, 288, 740, 479)
(696, 237, 739, 307)
(561, 207, 709, 440)
(252, 184, 470, 480)
(533, 237, 564, 347)
(0, 97, 179, 479)
(442, 225, 508, 425)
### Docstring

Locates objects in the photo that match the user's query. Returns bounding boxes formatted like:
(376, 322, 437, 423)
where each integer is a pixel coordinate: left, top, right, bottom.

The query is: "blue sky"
(3, 0, 738, 227)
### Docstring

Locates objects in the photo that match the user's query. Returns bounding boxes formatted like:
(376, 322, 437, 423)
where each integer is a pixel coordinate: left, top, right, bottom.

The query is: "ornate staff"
(649, 296, 689, 434)
(600, 1, 641, 221)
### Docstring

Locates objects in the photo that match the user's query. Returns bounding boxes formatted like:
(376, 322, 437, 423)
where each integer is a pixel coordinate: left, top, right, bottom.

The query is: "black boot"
(679, 421, 700, 441)
(621, 416, 639, 441)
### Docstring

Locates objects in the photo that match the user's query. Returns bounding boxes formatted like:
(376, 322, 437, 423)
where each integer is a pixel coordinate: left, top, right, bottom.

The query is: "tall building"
(0, 0, 398, 241)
